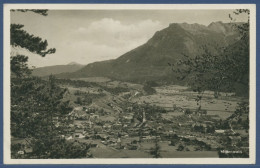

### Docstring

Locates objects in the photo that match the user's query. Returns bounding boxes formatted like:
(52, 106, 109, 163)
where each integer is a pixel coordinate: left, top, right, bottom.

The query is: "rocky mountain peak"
(208, 21, 232, 34)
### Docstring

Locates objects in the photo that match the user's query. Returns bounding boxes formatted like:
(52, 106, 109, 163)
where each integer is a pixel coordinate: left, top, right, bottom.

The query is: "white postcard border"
(3, 3, 256, 165)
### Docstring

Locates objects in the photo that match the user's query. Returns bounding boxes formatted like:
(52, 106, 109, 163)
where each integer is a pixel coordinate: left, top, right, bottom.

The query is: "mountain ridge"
(53, 21, 243, 83)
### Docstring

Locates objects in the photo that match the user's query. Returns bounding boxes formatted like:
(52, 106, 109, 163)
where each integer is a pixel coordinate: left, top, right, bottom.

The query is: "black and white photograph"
(3, 4, 256, 164)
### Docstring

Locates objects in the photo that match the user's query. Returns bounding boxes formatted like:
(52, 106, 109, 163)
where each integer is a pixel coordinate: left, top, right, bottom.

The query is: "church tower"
(142, 109, 146, 123)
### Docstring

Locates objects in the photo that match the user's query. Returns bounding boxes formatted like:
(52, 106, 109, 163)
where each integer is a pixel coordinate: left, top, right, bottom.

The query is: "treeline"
(74, 91, 106, 106)
(101, 87, 130, 95)
(169, 134, 211, 151)
(54, 78, 99, 88)
(142, 81, 157, 95)
(55, 78, 130, 95)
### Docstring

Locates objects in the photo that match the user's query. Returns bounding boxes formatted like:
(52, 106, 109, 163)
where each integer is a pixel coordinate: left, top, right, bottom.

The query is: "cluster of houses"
(47, 100, 247, 157)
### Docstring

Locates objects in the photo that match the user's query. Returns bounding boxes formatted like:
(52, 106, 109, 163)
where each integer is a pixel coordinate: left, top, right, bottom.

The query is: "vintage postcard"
(3, 4, 256, 164)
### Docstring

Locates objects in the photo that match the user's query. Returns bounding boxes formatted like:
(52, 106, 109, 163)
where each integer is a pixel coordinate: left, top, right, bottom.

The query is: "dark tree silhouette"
(10, 10, 55, 78)
(11, 24, 56, 57)
(10, 10, 90, 159)
(150, 133, 161, 158)
(11, 9, 49, 16)
(170, 9, 249, 110)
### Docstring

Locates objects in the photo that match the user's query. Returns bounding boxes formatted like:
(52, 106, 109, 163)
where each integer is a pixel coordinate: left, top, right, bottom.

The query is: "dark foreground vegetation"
(10, 10, 92, 158)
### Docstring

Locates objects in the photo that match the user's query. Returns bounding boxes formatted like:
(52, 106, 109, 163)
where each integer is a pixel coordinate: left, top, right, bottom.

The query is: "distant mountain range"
(34, 22, 244, 84)
(31, 62, 84, 77)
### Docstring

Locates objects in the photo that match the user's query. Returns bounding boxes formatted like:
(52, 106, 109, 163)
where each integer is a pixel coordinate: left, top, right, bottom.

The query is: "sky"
(10, 10, 248, 67)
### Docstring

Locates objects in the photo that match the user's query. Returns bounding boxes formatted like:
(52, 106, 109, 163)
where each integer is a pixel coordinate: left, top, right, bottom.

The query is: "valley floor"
(12, 77, 249, 158)
(56, 77, 249, 158)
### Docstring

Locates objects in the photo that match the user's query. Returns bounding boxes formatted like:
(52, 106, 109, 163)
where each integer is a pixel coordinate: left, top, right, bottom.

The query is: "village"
(51, 78, 249, 158)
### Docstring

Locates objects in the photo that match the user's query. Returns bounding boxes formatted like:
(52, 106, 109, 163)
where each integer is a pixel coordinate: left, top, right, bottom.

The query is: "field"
(73, 77, 111, 83)
(131, 85, 246, 119)
(65, 78, 246, 120)
(78, 139, 219, 158)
